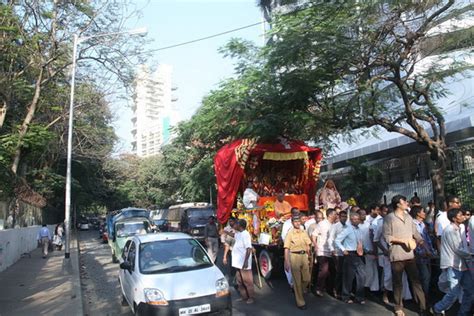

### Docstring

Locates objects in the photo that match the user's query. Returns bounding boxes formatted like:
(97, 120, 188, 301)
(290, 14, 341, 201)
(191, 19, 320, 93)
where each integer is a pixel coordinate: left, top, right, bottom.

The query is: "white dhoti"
(380, 255, 412, 300)
(364, 254, 379, 291)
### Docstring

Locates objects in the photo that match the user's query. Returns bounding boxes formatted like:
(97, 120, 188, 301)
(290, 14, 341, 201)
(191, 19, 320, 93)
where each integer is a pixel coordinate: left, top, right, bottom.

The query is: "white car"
(79, 222, 89, 230)
(119, 233, 232, 316)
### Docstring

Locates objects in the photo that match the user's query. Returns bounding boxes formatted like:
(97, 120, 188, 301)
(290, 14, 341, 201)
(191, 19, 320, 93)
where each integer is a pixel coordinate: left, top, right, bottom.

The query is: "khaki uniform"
(284, 228, 312, 307)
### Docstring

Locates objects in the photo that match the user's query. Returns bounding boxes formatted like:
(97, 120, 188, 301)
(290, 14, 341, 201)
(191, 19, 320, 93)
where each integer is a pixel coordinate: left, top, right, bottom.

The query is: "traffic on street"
(78, 228, 423, 316)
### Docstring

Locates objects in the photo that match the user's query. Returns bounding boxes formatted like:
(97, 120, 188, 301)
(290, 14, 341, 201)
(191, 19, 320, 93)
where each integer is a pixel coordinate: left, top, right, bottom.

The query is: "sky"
(112, 0, 264, 152)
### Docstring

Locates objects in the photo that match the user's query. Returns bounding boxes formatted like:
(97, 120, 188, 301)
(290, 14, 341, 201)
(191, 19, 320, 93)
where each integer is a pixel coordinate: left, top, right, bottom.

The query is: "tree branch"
(417, 0, 455, 35)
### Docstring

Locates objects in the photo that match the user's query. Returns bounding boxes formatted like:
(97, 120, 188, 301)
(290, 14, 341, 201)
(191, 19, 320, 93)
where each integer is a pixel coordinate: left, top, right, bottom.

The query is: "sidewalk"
(0, 233, 83, 316)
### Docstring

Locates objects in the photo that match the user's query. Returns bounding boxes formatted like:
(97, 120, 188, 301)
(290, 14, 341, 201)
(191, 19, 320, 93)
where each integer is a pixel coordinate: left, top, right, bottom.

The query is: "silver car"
(119, 233, 232, 316)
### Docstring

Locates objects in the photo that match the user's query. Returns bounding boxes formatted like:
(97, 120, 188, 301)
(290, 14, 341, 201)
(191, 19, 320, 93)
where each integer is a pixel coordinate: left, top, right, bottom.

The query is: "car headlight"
(144, 288, 168, 306)
(192, 229, 200, 234)
(215, 278, 229, 297)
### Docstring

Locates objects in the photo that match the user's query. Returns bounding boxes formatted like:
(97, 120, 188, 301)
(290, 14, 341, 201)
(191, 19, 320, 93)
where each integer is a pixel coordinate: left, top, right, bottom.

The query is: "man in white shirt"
(232, 219, 255, 304)
(359, 208, 379, 292)
(432, 208, 473, 316)
(328, 210, 347, 299)
(304, 212, 315, 231)
(335, 213, 366, 304)
(435, 196, 462, 250)
(367, 204, 381, 226)
(282, 208, 300, 241)
(311, 208, 336, 297)
(373, 208, 390, 300)
(305, 210, 324, 293)
(243, 181, 259, 209)
(305, 211, 323, 237)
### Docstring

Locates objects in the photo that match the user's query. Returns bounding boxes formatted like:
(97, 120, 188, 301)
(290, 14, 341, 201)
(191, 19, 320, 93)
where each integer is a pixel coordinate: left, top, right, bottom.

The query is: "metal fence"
(379, 169, 474, 208)
(382, 179, 433, 206)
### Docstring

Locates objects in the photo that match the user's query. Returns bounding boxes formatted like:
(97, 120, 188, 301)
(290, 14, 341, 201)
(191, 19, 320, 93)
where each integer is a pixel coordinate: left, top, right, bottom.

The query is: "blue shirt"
(335, 224, 361, 252)
(414, 220, 435, 264)
(37, 227, 51, 241)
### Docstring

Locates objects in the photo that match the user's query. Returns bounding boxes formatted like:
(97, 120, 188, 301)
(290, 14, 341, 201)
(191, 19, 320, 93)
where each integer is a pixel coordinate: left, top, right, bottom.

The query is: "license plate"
(178, 304, 211, 315)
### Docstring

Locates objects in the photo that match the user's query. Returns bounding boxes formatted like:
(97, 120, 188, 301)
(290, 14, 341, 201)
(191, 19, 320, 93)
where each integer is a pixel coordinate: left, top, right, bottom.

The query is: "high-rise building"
(131, 64, 178, 157)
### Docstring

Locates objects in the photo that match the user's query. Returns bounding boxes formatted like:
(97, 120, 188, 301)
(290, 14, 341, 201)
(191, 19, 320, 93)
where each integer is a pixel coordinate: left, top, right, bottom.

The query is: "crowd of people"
(219, 194, 474, 316)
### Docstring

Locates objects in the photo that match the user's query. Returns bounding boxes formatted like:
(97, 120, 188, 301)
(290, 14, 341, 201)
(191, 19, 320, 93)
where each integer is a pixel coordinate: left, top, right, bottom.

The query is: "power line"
(146, 21, 264, 53)
(142, 3, 318, 53)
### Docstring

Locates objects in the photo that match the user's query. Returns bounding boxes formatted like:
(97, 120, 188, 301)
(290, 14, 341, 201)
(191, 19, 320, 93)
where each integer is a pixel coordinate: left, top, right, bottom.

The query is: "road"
(78, 230, 421, 316)
(79, 230, 131, 316)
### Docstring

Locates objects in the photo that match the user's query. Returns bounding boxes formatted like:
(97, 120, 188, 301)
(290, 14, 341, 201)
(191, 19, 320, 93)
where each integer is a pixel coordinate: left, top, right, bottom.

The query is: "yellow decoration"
(263, 151, 309, 161)
(347, 197, 357, 206)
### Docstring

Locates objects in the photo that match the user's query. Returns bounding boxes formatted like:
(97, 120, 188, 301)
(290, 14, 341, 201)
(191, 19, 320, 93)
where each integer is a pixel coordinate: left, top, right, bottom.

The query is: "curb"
(69, 231, 84, 316)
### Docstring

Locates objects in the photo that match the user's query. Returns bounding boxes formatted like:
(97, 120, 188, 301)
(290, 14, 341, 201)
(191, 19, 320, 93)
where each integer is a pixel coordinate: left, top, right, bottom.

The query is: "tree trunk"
(430, 151, 447, 211)
(11, 68, 44, 175)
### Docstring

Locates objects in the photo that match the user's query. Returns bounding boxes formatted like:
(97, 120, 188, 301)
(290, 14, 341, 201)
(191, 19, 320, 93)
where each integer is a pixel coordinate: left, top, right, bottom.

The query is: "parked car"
(79, 222, 90, 231)
(110, 217, 152, 263)
(119, 233, 231, 316)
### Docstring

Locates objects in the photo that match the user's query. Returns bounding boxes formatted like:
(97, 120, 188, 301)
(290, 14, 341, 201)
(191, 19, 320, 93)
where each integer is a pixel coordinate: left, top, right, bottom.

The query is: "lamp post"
(64, 27, 147, 259)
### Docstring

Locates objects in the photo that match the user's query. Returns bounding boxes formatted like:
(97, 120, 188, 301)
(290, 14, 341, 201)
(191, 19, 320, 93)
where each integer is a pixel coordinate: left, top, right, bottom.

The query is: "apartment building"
(131, 64, 178, 157)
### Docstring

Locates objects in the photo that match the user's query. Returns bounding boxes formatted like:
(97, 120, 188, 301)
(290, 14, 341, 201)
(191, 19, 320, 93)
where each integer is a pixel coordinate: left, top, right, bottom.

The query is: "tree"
(245, 1, 473, 208)
(339, 159, 386, 208)
(0, 1, 149, 220)
(1, 0, 147, 175)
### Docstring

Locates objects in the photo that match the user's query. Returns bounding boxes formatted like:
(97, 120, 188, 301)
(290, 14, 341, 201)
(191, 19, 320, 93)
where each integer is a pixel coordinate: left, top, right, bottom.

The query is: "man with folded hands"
(383, 195, 426, 316)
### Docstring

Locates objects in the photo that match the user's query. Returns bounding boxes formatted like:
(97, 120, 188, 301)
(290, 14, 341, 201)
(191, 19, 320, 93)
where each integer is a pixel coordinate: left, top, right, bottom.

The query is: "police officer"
(284, 214, 312, 310)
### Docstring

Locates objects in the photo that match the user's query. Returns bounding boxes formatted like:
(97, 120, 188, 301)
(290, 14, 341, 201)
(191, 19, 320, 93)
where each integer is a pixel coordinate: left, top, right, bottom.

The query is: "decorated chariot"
(214, 138, 323, 278)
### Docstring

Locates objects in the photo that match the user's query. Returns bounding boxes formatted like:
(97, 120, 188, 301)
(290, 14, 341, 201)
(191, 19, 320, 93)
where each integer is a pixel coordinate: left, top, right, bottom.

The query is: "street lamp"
(64, 27, 147, 259)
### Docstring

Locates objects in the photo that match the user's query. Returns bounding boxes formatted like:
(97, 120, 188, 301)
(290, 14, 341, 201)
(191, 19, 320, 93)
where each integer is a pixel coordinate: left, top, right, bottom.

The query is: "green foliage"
(338, 159, 386, 208)
(29, 168, 65, 201)
(446, 169, 474, 209)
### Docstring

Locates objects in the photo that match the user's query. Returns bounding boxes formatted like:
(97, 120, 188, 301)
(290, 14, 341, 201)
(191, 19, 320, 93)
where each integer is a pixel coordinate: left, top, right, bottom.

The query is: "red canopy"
(214, 139, 323, 224)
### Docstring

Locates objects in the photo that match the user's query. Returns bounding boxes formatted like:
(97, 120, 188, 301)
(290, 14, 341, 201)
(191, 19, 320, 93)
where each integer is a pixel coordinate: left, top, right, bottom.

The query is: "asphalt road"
(79, 229, 131, 316)
(78, 230, 423, 316)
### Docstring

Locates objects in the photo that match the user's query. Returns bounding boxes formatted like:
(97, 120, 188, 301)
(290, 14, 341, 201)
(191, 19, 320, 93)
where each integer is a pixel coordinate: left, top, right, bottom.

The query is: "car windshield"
(187, 209, 215, 224)
(139, 239, 212, 274)
(116, 222, 149, 238)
